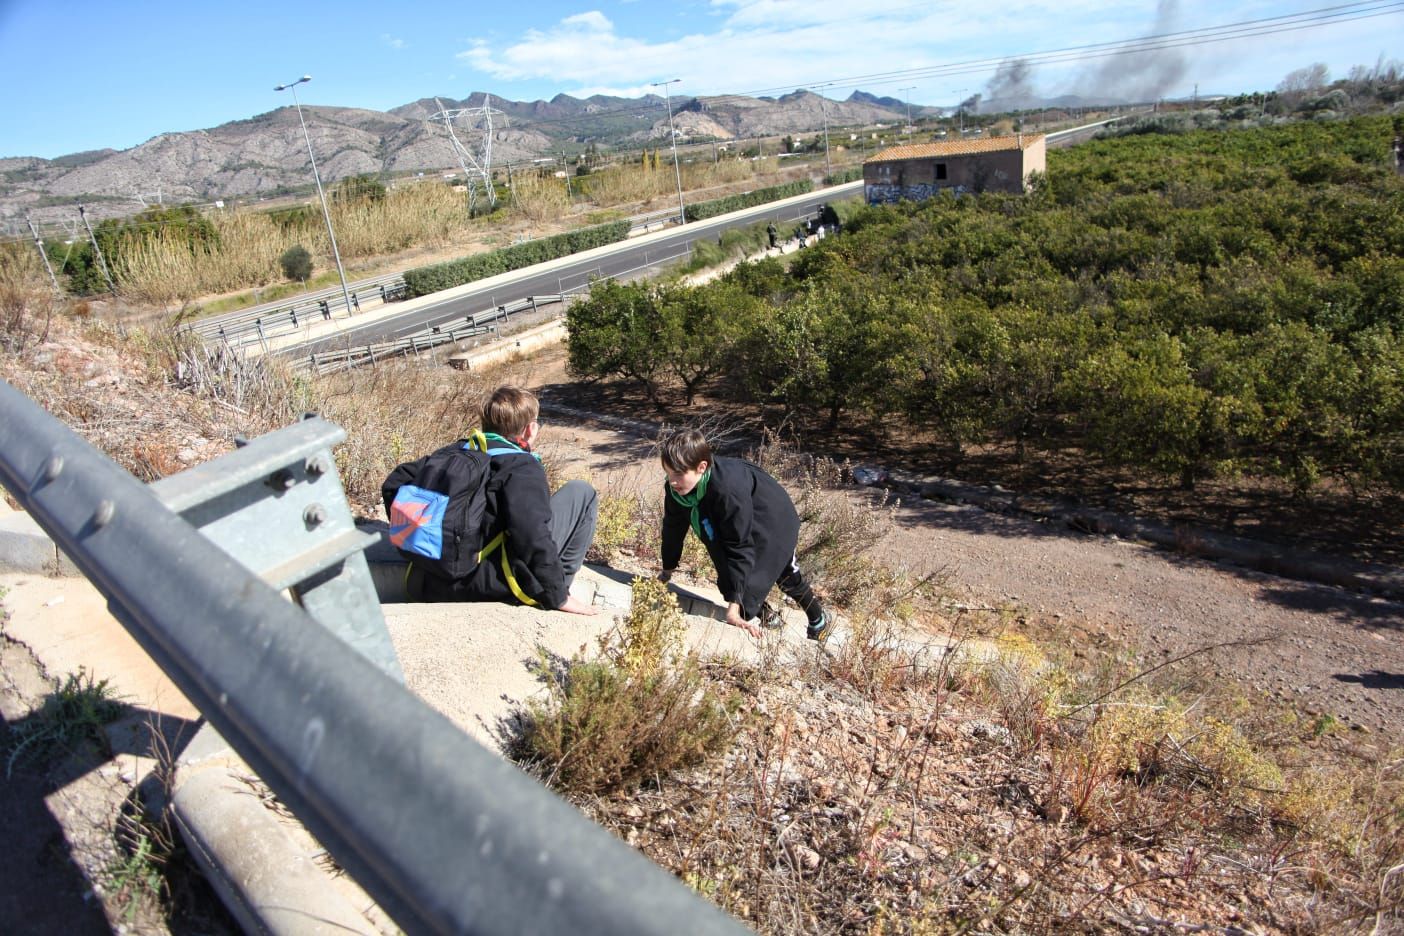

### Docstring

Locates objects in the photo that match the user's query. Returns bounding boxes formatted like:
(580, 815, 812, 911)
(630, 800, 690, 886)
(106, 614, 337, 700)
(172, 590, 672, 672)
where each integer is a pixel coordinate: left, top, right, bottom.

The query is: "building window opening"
(935, 163, 948, 180)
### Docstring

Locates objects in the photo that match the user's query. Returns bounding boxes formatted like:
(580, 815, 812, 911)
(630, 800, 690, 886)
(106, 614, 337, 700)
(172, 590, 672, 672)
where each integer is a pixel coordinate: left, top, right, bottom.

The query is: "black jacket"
(420, 440, 566, 609)
(661, 456, 800, 619)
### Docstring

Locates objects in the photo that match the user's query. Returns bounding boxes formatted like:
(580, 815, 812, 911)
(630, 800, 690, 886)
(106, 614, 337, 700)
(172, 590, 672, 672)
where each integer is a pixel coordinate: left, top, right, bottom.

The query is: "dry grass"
(514, 578, 741, 794)
(7, 318, 1401, 933)
(0, 242, 59, 351)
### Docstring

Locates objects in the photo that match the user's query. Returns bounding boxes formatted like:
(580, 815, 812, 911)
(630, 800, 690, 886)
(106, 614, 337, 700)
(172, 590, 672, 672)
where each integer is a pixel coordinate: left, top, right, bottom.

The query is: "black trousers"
(774, 553, 824, 624)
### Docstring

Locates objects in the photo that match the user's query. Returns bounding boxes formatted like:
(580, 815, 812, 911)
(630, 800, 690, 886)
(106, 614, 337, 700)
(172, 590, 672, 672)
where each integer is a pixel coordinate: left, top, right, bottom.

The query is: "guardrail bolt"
(303, 504, 328, 528)
(42, 455, 64, 483)
(266, 469, 295, 491)
(93, 500, 116, 529)
(305, 455, 330, 477)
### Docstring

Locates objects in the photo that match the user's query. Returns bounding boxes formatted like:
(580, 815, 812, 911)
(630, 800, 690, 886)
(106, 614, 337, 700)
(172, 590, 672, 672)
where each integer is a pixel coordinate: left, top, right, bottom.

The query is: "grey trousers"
(550, 480, 598, 593)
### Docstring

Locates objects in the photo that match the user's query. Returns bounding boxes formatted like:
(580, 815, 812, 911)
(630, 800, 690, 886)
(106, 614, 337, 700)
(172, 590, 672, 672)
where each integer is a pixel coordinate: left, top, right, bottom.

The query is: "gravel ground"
(544, 411, 1404, 746)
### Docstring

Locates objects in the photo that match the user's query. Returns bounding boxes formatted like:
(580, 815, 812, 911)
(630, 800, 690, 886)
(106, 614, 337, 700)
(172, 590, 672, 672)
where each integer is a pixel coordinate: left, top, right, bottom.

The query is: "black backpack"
(381, 432, 512, 581)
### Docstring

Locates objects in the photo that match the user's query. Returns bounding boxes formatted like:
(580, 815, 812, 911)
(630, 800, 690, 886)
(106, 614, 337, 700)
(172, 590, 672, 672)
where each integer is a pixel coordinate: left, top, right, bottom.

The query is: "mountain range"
(4, 84, 1126, 231)
(2, 89, 948, 228)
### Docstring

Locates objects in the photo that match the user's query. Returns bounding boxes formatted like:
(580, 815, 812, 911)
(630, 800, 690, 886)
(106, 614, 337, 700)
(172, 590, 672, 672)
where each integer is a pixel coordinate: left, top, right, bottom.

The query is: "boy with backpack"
(383, 385, 598, 614)
(657, 429, 829, 640)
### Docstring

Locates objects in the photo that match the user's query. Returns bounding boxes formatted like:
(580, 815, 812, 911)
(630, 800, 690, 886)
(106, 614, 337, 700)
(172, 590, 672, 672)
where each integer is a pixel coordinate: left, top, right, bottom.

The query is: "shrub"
(6, 668, 128, 777)
(683, 180, 814, 222)
(0, 242, 59, 351)
(278, 244, 313, 282)
(748, 431, 898, 610)
(515, 578, 740, 794)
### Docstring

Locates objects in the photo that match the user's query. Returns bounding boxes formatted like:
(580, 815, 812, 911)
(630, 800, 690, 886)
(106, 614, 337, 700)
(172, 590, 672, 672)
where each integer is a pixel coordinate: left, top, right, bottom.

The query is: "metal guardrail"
(300, 323, 499, 375)
(627, 207, 682, 234)
(288, 294, 567, 374)
(188, 273, 409, 343)
(0, 377, 747, 935)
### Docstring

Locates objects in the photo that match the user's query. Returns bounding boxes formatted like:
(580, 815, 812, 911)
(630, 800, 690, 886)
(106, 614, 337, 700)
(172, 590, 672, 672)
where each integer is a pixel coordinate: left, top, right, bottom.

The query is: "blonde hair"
(481, 385, 538, 438)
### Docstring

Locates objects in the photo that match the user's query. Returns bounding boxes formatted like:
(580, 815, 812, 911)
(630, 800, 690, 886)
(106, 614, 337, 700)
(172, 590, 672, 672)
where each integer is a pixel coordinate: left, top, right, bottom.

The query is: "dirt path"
(544, 410, 1404, 745)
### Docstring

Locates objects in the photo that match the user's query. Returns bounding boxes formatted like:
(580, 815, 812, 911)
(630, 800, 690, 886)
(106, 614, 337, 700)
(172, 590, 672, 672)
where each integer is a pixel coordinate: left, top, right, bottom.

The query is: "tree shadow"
(1254, 582, 1404, 632)
(1333, 670, 1404, 689)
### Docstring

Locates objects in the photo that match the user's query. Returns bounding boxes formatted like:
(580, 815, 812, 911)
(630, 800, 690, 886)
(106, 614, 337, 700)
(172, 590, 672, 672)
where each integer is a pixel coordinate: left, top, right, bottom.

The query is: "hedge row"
(824, 166, 863, 185)
(683, 180, 814, 222)
(402, 220, 631, 297)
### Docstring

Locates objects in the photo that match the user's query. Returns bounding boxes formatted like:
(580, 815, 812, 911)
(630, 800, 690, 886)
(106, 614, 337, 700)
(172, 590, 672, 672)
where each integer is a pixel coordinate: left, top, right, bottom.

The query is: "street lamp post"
(819, 89, 831, 180)
(274, 75, 354, 318)
(900, 85, 916, 135)
(652, 79, 687, 225)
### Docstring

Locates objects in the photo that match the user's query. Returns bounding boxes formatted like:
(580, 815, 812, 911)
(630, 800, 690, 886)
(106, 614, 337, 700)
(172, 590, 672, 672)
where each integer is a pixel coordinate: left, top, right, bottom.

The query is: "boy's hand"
(726, 602, 761, 638)
(558, 594, 599, 616)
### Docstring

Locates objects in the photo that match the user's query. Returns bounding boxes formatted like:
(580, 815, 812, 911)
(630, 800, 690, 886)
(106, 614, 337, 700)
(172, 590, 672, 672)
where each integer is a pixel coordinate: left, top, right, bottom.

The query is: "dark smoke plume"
(1078, 0, 1189, 103)
(983, 59, 1039, 112)
(959, 92, 982, 114)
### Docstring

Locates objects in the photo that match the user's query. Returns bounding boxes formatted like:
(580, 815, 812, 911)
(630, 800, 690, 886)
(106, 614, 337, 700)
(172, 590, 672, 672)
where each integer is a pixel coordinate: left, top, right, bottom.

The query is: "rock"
(786, 842, 822, 871)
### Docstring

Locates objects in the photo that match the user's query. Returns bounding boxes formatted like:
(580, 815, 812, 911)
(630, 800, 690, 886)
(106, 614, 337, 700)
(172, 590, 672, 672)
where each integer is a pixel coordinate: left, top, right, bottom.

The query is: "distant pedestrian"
(767, 221, 778, 249)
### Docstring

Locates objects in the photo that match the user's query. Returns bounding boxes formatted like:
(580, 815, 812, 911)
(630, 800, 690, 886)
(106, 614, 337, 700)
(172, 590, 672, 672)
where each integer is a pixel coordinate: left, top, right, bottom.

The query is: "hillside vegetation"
(568, 116, 1404, 512)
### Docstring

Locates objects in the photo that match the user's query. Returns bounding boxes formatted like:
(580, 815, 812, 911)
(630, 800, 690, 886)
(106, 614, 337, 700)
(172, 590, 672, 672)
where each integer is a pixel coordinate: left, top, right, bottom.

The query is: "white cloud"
(381, 34, 407, 50)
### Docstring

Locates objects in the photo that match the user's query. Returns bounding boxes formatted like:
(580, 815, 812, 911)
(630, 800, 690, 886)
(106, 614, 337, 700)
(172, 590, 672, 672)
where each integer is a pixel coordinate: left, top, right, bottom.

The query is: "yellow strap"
(477, 531, 538, 608)
(500, 549, 539, 607)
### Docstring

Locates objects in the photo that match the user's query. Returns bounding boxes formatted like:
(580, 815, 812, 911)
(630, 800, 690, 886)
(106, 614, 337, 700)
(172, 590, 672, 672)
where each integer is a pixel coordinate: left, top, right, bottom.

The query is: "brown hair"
(481, 385, 538, 439)
(659, 428, 712, 473)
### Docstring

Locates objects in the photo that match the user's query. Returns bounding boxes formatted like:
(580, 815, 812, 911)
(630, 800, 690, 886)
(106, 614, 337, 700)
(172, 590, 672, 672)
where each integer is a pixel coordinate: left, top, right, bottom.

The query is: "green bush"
(278, 244, 313, 282)
(402, 220, 630, 297)
(683, 180, 813, 222)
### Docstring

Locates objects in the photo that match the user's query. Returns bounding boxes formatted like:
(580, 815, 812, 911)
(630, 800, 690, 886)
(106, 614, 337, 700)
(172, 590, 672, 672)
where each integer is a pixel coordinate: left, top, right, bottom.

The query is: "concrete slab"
(0, 570, 199, 721)
(381, 564, 782, 749)
(0, 499, 79, 576)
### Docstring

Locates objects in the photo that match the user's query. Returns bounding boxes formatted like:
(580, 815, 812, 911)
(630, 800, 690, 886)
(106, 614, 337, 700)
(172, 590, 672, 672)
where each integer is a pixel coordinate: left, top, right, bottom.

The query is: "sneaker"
(806, 613, 830, 642)
(758, 602, 785, 630)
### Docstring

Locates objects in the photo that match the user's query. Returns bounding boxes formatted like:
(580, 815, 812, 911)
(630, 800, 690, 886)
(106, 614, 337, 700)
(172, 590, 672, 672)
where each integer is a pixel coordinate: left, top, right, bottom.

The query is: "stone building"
(863, 134, 1047, 203)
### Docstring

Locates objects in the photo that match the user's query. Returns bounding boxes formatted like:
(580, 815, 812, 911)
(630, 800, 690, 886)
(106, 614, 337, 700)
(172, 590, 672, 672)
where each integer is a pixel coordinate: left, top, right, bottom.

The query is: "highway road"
(271, 116, 1130, 363)
(279, 181, 863, 359)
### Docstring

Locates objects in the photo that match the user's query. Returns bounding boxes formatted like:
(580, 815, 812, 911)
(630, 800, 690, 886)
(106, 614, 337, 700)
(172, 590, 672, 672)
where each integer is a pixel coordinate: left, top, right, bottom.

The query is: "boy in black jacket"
(658, 429, 828, 640)
(404, 386, 598, 614)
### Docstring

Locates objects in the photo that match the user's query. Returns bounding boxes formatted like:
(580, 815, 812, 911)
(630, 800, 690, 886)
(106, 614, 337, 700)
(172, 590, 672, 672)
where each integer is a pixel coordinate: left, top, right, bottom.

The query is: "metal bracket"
(149, 416, 401, 680)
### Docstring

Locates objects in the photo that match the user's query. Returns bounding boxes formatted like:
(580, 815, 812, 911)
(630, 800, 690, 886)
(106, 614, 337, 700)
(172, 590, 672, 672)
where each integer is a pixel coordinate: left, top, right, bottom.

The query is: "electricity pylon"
(430, 95, 505, 213)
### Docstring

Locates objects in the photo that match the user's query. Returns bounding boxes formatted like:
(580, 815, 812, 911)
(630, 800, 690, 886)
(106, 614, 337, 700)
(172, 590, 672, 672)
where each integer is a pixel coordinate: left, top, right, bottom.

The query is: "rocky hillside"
(2, 88, 909, 227)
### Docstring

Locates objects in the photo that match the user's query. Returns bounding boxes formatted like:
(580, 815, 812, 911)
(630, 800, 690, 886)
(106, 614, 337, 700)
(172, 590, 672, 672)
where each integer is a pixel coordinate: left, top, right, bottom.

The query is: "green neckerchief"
(667, 466, 712, 540)
(471, 431, 542, 462)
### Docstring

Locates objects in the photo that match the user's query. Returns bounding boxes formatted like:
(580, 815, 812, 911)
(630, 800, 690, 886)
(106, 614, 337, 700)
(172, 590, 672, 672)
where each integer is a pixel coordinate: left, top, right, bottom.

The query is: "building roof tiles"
(864, 134, 1044, 163)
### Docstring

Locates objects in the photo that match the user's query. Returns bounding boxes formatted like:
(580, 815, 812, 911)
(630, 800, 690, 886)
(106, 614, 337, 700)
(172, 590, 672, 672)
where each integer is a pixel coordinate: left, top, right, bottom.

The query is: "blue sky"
(0, 0, 1397, 159)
